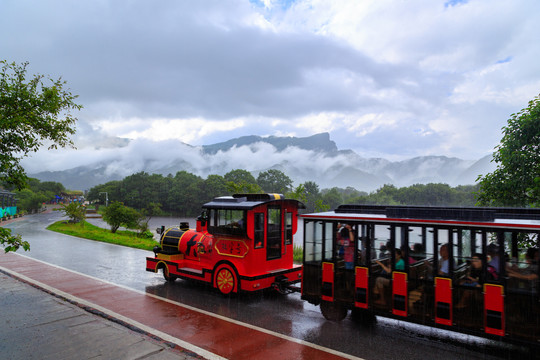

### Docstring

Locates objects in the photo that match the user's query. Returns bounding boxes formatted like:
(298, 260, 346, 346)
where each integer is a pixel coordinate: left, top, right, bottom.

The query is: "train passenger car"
(301, 205, 540, 346)
(146, 193, 304, 295)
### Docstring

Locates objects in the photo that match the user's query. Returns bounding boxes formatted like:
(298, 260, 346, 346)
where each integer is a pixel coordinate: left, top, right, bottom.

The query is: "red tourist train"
(301, 204, 540, 346)
(147, 194, 540, 347)
(146, 193, 303, 295)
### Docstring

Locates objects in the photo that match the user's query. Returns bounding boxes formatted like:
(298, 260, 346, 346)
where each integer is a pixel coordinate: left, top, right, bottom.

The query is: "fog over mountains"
(30, 133, 495, 192)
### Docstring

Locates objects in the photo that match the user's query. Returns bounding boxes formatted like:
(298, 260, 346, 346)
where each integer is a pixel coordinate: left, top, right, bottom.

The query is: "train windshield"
(208, 209, 247, 236)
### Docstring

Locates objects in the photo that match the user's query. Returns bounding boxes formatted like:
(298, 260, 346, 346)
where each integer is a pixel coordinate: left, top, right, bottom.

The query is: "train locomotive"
(146, 193, 304, 295)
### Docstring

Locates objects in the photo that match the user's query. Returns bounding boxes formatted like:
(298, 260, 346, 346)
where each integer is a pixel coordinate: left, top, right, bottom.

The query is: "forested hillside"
(85, 169, 480, 217)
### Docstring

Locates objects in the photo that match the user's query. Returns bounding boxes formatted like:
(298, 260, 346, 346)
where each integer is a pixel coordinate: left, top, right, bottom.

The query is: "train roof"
(203, 193, 305, 210)
(301, 204, 540, 230)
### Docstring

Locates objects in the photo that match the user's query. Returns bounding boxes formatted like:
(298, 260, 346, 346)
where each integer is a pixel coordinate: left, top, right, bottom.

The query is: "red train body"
(146, 193, 304, 295)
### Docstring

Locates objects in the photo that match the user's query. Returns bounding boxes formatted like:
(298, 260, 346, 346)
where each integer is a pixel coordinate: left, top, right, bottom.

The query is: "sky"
(2, 0, 540, 173)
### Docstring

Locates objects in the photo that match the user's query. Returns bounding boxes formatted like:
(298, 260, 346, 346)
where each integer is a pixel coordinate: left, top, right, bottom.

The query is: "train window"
(212, 209, 246, 236)
(285, 212, 293, 245)
(358, 224, 371, 266)
(505, 231, 539, 292)
(267, 207, 282, 260)
(254, 213, 264, 249)
(408, 227, 426, 262)
(395, 226, 407, 269)
(323, 222, 333, 262)
(374, 224, 391, 259)
(484, 231, 502, 282)
(455, 229, 473, 267)
(304, 220, 323, 263)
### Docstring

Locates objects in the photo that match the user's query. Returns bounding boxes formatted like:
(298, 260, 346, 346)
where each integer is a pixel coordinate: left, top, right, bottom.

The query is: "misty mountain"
(30, 133, 496, 192)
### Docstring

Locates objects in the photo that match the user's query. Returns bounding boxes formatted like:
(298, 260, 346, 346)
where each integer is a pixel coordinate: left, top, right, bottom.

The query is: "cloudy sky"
(3, 0, 540, 173)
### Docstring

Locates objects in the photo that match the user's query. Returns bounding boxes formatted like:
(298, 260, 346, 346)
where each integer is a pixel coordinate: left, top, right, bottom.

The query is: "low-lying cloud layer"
(24, 133, 492, 192)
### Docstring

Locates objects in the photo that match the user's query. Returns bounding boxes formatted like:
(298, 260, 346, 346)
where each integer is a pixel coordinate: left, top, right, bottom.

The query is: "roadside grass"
(293, 244, 303, 264)
(47, 220, 158, 251)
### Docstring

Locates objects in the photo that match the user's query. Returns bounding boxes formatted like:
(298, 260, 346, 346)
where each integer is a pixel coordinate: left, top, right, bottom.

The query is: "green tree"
(257, 169, 293, 194)
(203, 174, 228, 199)
(224, 169, 261, 194)
(1, 60, 81, 252)
(477, 94, 540, 206)
(287, 183, 307, 204)
(137, 202, 162, 238)
(15, 188, 49, 213)
(57, 202, 86, 223)
(321, 187, 343, 211)
(0, 60, 81, 189)
(102, 201, 141, 233)
(304, 181, 321, 213)
(224, 169, 257, 185)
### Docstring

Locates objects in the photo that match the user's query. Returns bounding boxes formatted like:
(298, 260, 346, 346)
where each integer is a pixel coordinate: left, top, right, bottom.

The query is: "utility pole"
(99, 192, 108, 207)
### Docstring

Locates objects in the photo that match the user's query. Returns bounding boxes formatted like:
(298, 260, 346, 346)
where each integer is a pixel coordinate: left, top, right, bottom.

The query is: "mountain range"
(30, 133, 495, 192)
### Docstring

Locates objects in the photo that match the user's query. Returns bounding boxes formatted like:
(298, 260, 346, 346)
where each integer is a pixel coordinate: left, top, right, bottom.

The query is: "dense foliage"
(0, 60, 81, 190)
(477, 94, 540, 207)
(57, 202, 86, 223)
(11, 178, 67, 213)
(87, 168, 480, 216)
(101, 201, 141, 233)
(0, 60, 80, 252)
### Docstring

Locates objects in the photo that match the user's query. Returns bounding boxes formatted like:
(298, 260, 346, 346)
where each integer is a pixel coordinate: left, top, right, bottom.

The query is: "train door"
(354, 223, 372, 309)
(407, 226, 429, 322)
(371, 224, 408, 315)
(302, 220, 324, 301)
(432, 229, 454, 326)
(267, 206, 282, 260)
(483, 230, 505, 336)
(453, 229, 484, 331)
(504, 230, 540, 341)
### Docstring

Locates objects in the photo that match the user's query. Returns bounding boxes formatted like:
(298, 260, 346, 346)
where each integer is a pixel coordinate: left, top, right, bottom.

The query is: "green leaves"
(0, 60, 82, 190)
(57, 202, 86, 223)
(1, 60, 80, 252)
(102, 201, 141, 233)
(0, 227, 30, 253)
(477, 94, 540, 206)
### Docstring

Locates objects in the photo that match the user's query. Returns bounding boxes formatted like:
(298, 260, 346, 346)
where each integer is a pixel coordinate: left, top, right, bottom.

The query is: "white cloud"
(3, 0, 540, 172)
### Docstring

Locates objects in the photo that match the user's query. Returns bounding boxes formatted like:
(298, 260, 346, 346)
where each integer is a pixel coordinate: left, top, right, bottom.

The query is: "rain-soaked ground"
(3, 211, 534, 360)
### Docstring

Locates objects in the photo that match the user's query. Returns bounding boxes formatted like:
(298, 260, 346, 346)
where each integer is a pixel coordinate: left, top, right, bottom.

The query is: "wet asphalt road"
(4, 211, 528, 360)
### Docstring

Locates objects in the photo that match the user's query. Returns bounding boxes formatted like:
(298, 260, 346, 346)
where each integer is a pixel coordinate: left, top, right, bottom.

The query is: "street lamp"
(99, 192, 108, 207)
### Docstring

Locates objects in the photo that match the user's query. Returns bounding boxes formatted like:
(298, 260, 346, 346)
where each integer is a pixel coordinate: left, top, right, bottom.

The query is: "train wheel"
(214, 265, 237, 295)
(320, 301, 348, 321)
(162, 266, 177, 282)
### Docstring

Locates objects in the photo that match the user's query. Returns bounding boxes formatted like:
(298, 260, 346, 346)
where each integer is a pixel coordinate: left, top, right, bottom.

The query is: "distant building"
(0, 189, 17, 218)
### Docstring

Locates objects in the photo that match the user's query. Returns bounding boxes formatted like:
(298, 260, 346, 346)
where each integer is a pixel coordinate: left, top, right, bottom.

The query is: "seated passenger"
(379, 241, 390, 259)
(487, 243, 501, 278)
(425, 243, 453, 277)
(455, 253, 484, 309)
(461, 253, 484, 287)
(401, 245, 416, 264)
(507, 248, 538, 290)
(410, 243, 425, 261)
(374, 249, 405, 306)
